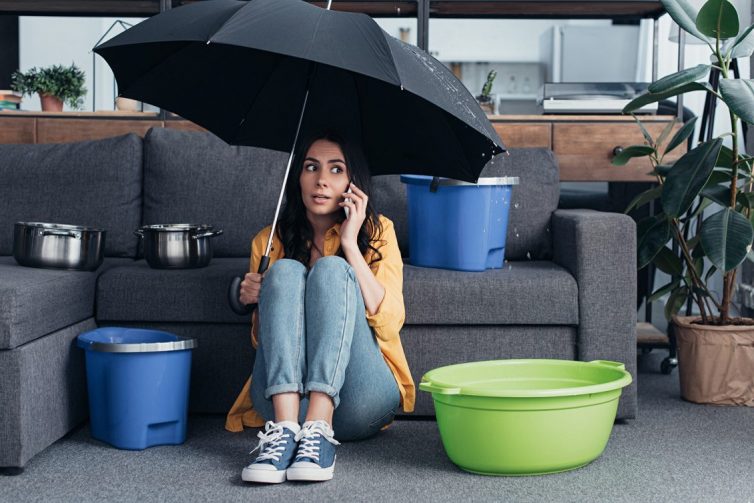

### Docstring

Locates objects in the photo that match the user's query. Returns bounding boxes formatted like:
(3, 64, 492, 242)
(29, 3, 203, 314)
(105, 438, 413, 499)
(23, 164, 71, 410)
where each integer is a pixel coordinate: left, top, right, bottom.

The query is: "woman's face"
(299, 139, 351, 219)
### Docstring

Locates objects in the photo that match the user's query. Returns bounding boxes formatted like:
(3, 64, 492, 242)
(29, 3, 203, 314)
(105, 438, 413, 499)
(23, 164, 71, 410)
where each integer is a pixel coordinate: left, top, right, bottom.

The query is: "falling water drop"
(513, 203, 520, 209)
(526, 251, 532, 260)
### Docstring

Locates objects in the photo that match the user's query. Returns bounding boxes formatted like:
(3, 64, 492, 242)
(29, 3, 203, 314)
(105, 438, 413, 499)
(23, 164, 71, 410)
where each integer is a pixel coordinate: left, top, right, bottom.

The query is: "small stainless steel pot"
(13, 222, 106, 271)
(135, 224, 223, 269)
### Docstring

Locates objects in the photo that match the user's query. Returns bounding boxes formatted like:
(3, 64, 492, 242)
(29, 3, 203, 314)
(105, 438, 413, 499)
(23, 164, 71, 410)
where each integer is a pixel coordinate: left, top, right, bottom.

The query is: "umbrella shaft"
(263, 85, 312, 260)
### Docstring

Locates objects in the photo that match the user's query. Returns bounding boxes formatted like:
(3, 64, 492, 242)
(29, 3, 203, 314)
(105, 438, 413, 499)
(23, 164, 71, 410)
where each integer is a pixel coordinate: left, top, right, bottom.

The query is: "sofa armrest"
(552, 209, 637, 419)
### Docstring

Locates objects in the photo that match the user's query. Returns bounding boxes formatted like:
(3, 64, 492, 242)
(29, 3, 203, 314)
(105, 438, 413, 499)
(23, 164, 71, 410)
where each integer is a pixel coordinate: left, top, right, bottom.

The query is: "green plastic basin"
(419, 359, 632, 476)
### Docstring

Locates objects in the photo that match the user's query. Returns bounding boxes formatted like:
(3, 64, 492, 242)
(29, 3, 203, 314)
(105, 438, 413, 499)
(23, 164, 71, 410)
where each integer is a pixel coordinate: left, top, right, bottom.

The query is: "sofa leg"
(0, 466, 25, 476)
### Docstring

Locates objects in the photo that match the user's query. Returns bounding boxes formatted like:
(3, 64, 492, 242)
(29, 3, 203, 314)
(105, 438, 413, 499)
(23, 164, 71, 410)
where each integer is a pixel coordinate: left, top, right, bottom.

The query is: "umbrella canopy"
(94, 0, 505, 182)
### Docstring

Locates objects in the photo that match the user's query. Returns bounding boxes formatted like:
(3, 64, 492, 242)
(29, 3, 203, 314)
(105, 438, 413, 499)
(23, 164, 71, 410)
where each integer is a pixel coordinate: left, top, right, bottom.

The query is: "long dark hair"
(277, 130, 383, 267)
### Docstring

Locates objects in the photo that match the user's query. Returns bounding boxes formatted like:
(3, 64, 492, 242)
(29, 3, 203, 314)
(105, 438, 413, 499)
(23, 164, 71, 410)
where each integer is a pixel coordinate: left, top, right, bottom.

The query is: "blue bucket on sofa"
(400, 175, 519, 271)
(77, 327, 197, 450)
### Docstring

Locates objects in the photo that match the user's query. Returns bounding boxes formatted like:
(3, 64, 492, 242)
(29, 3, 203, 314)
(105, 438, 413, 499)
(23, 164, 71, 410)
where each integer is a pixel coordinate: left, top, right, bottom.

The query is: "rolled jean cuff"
(305, 382, 340, 409)
(264, 382, 304, 400)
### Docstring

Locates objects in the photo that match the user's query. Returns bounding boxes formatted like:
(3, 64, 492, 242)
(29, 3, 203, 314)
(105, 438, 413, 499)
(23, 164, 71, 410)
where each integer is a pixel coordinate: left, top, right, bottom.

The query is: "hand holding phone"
(343, 184, 353, 219)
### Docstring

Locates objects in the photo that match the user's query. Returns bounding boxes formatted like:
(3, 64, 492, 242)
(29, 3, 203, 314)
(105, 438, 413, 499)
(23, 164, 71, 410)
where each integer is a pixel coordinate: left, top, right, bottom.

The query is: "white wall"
(18, 16, 145, 111)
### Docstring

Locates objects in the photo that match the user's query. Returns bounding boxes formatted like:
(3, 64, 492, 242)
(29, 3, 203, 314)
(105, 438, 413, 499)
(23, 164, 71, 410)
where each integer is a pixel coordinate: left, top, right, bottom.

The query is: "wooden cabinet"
(0, 112, 685, 182)
(490, 115, 685, 182)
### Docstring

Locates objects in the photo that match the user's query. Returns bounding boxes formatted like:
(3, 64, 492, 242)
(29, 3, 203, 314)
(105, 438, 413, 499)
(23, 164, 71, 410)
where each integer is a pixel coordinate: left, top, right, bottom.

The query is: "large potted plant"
(615, 0, 754, 405)
(11, 63, 86, 111)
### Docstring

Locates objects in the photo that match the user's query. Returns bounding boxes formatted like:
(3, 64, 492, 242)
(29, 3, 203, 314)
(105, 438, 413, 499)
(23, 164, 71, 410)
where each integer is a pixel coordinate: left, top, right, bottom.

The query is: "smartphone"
(344, 184, 353, 219)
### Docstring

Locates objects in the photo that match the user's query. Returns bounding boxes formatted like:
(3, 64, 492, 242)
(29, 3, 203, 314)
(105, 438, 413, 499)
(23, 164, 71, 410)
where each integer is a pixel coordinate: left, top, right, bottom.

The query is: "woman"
(225, 131, 415, 484)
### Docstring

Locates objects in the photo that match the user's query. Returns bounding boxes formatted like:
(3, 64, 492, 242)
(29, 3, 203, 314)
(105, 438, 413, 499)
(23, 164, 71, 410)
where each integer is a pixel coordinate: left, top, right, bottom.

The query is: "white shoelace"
(294, 420, 341, 462)
(249, 421, 292, 463)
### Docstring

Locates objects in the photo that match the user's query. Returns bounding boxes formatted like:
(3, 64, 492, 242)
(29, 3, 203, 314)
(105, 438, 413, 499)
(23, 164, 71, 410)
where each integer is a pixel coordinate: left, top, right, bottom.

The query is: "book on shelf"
(0, 90, 22, 103)
(0, 100, 20, 110)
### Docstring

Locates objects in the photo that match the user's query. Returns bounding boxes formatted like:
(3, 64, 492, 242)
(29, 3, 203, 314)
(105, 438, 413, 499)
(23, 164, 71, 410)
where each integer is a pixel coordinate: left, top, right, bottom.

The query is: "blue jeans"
(250, 256, 400, 441)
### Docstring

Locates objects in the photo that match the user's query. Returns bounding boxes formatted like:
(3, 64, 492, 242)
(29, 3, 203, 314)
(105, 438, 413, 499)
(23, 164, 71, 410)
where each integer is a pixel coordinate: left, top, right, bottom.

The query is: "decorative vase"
(115, 97, 141, 112)
(39, 93, 64, 112)
(476, 98, 496, 115)
(673, 315, 754, 406)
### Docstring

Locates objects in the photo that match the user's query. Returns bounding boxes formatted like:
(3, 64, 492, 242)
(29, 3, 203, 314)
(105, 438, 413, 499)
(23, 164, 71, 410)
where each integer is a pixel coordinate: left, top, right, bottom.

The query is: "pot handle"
(589, 360, 625, 370)
(42, 229, 80, 239)
(193, 229, 224, 240)
(419, 380, 461, 395)
(133, 229, 144, 238)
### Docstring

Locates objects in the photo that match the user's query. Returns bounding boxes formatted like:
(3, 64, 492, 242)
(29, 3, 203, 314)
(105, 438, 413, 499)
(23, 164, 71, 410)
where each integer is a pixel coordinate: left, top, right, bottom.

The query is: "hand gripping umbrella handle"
(228, 255, 270, 315)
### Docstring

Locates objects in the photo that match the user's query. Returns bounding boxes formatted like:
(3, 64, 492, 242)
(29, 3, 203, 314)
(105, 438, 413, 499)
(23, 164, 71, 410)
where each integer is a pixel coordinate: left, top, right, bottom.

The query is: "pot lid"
(140, 223, 213, 232)
(16, 222, 105, 232)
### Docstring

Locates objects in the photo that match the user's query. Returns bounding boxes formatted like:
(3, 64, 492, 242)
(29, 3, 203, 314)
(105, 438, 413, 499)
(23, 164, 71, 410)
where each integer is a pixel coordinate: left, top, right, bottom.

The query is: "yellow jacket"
(225, 215, 415, 432)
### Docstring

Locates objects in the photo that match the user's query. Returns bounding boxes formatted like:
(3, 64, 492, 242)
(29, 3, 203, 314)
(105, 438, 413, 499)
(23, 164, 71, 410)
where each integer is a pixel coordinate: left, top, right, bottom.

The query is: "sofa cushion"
(404, 261, 578, 325)
(0, 134, 143, 258)
(96, 258, 252, 323)
(480, 148, 560, 260)
(97, 258, 577, 326)
(0, 257, 134, 350)
(143, 128, 288, 258)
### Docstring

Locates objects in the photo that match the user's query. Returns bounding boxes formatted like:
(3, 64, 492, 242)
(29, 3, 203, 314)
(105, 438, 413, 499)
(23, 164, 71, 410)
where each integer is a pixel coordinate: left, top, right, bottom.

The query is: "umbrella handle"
(227, 255, 271, 315)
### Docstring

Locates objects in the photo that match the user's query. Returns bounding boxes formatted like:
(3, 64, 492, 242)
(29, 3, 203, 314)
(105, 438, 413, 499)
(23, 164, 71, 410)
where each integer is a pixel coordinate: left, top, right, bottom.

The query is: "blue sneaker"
(286, 420, 341, 482)
(241, 421, 300, 484)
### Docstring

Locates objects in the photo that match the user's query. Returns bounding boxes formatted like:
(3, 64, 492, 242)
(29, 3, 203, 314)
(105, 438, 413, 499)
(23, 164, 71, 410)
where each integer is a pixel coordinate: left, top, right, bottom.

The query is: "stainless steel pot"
(13, 222, 106, 271)
(135, 224, 223, 269)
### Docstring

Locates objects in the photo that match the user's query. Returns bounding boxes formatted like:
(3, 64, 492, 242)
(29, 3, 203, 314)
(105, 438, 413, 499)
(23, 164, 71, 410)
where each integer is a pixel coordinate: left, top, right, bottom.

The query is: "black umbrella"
(94, 0, 506, 313)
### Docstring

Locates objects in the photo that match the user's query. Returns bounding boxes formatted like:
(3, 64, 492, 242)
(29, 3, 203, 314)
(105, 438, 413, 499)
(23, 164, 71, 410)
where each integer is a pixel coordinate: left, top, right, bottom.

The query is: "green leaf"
(730, 23, 754, 58)
(707, 168, 733, 184)
(737, 191, 754, 209)
(665, 286, 690, 320)
(704, 264, 718, 282)
(719, 79, 754, 125)
(649, 65, 710, 94)
(654, 246, 685, 276)
(691, 196, 715, 218)
(652, 164, 674, 177)
(612, 145, 655, 166)
(662, 0, 715, 44)
(638, 216, 673, 269)
(696, 0, 740, 39)
(662, 138, 724, 218)
(633, 116, 655, 146)
(657, 119, 678, 151)
(625, 185, 663, 213)
(700, 207, 754, 271)
(648, 279, 682, 303)
(664, 116, 698, 155)
(701, 183, 731, 206)
(624, 82, 713, 114)
(716, 145, 734, 168)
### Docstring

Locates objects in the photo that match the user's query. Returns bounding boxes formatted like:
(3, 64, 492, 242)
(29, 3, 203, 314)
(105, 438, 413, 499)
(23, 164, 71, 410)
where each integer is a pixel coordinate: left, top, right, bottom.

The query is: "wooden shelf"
(637, 322, 668, 346)
(0, 0, 664, 18)
(0, 112, 683, 182)
(0, 110, 159, 118)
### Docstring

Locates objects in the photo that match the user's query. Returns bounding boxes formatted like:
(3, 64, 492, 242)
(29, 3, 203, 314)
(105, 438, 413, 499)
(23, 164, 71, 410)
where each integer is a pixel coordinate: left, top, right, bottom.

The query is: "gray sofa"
(0, 128, 637, 471)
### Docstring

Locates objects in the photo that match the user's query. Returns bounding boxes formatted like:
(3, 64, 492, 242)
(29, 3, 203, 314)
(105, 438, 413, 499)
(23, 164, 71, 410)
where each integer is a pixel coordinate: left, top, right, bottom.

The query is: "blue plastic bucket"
(400, 175, 519, 271)
(77, 327, 197, 450)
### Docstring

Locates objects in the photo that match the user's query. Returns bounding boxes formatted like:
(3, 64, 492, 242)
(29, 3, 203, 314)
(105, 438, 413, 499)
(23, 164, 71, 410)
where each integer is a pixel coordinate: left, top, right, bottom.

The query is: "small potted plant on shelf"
(11, 63, 86, 112)
(476, 70, 497, 115)
(614, 0, 754, 405)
